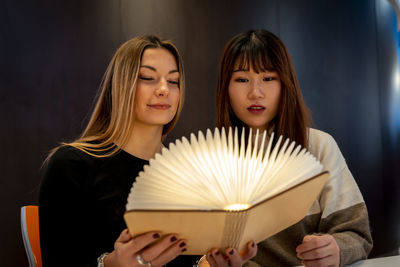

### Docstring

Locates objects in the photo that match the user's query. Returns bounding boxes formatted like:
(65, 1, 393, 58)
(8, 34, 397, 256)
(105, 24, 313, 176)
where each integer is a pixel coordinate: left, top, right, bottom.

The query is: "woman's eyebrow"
(233, 68, 248, 72)
(140, 65, 156, 71)
(140, 65, 179, 74)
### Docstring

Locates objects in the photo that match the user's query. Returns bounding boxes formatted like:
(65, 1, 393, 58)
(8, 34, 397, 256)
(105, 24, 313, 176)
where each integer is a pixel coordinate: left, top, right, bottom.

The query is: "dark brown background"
(1, 0, 399, 265)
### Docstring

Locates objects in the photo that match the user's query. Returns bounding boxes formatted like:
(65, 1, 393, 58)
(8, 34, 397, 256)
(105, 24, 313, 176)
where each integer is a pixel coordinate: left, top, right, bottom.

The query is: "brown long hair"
(56, 35, 184, 157)
(216, 29, 311, 148)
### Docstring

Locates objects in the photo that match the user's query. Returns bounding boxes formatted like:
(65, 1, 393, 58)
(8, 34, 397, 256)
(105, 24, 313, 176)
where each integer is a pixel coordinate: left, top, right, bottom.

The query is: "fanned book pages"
(124, 127, 329, 255)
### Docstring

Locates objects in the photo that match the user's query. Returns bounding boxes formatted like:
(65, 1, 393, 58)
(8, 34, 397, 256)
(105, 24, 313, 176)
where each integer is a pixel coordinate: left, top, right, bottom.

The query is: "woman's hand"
(105, 229, 187, 267)
(296, 234, 340, 267)
(203, 241, 257, 267)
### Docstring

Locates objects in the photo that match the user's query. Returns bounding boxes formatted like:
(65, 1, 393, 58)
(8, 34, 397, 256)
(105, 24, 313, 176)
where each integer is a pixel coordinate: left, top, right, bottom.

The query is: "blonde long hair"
(58, 35, 184, 157)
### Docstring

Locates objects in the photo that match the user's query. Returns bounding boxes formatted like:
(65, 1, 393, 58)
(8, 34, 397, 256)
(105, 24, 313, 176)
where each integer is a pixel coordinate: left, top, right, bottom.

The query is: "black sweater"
(39, 145, 197, 266)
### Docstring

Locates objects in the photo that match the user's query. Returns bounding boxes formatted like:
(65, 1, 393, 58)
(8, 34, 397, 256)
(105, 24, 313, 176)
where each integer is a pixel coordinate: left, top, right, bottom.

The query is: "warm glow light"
(224, 203, 250, 211)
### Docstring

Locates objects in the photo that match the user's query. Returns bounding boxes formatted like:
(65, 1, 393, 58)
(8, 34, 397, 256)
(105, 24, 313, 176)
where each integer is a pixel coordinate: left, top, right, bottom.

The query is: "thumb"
(302, 234, 314, 242)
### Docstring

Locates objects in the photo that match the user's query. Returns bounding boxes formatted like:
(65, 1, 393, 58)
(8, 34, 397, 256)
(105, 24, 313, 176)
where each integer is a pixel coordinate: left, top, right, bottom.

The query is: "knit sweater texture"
(244, 128, 373, 267)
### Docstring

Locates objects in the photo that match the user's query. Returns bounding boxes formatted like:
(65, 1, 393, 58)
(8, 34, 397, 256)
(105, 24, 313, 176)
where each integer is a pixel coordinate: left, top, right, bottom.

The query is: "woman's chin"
(245, 124, 267, 133)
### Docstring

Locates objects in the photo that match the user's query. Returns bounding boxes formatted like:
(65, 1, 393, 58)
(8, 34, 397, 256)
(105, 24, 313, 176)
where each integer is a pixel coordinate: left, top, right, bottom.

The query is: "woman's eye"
(235, 78, 248, 83)
(263, 77, 276, 81)
(168, 80, 179, 86)
(139, 76, 154, 81)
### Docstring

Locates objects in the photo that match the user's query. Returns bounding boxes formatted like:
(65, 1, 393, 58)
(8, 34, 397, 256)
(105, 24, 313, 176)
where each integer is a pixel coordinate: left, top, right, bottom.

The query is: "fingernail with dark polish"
(153, 233, 160, 239)
(229, 249, 234, 255)
(170, 236, 177, 242)
(251, 241, 255, 248)
(181, 248, 187, 252)
(215, 251, 220, 255)
(179, 242, 186, 247)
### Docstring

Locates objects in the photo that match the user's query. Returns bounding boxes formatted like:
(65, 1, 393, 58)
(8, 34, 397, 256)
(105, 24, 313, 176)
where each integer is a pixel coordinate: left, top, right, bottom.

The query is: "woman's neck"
(120, 124, 164, 160)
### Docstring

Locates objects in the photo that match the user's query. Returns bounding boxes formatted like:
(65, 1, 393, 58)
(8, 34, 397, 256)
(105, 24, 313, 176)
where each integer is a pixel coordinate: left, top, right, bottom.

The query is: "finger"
(115, 229, 131, 243)
(225, 248, 242, 266)
(123, 231, 161, 253)
(114, 229, 132, 251)
(296, 235, 332, 254)
(147, 237, 187, 266)
(239, 241, 257, 262)
(298, 242, 335, 261)
(140, 234, 181, 262)
(211, 249, 229, 267)
(206, 251, 217, 267)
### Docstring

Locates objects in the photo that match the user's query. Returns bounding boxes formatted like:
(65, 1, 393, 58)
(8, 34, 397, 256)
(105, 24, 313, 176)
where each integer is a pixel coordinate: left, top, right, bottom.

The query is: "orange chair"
(21, 205, 42, 267)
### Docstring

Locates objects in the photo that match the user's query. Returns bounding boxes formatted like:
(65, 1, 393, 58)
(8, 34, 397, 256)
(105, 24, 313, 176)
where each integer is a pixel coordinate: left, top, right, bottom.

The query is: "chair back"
(21, 205, 42, 267)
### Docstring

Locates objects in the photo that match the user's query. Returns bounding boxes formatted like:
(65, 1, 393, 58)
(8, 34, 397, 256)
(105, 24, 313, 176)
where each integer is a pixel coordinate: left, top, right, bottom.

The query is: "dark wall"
(1, 0, 399, 266)
(375, 0, 400, 254)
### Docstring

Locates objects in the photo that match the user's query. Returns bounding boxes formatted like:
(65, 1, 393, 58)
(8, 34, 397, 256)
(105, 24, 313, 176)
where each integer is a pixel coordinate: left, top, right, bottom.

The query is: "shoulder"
(46, 145, 93, 168)
(42, 145, 96, 183)
(308, 128, 336, 147)
(308, 128, 340, 157)
(49, 145, 92, 164)
(308, 128, 347, 173)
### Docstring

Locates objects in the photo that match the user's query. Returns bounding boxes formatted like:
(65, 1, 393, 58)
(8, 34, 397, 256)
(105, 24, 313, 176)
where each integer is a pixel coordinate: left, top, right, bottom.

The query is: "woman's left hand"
(204, 241, 257, 267)
(296, 234, 340, 267)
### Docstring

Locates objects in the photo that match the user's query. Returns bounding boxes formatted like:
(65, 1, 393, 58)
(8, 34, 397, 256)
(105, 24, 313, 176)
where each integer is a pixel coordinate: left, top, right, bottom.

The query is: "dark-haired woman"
(203, 29, 372, 267)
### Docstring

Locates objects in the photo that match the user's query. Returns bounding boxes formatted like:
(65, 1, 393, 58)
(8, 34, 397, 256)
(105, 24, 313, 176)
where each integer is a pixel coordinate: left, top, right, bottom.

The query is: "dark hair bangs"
(234, 39, 274, 73)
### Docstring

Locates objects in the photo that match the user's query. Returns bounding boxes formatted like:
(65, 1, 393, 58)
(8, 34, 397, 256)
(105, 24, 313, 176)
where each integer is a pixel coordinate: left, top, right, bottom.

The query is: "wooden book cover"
(124, 127, 329, 255)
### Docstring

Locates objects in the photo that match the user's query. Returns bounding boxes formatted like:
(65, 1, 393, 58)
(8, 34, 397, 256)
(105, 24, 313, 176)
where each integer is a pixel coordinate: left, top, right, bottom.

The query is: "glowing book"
(124, 127, 329, 255)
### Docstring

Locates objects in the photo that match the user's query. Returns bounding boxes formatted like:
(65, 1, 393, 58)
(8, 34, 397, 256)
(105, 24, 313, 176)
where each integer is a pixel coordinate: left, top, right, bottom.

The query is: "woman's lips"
(148, 104, 171, 110)
(247, 105, 265, 114)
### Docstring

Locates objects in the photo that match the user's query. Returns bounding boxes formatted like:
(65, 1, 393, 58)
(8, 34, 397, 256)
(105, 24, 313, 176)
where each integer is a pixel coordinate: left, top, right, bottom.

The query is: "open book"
(124, 127, 329, 255)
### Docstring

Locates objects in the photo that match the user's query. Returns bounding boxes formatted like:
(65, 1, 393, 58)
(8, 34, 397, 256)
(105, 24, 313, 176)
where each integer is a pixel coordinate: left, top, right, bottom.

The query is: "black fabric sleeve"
(39, 146, 98, 267)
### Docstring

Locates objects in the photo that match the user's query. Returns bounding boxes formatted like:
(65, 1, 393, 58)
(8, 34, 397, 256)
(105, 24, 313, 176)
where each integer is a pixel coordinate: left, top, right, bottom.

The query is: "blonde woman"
(39, 35, 196, 266)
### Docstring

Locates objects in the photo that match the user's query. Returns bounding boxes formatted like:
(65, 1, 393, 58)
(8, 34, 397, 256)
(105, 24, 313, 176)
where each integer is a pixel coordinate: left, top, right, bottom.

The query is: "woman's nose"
(248, 80, 264, 99)
(155, 79, 169, 96)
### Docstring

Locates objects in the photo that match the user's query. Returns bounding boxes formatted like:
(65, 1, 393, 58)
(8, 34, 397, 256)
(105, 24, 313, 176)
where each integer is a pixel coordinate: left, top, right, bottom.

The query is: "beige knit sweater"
(244, 128, 373, 267)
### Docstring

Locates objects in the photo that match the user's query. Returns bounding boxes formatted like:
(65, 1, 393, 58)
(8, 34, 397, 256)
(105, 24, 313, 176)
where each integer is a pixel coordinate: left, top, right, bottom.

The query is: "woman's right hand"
(104, 228, 187, 267)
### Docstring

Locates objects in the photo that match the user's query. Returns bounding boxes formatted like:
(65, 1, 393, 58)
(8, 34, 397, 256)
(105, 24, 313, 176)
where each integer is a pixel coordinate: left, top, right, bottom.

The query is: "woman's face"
(228, 63, 281, 132)
(134, 48, 180, 129)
